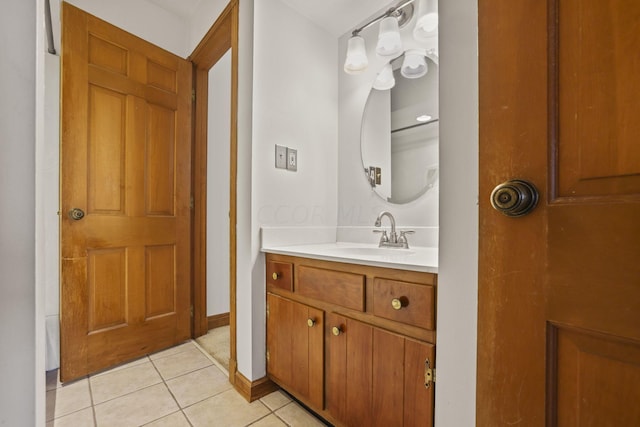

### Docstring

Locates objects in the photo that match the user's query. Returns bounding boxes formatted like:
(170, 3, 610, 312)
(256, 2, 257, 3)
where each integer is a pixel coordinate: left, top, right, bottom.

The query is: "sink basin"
(328, 247, 416, 257)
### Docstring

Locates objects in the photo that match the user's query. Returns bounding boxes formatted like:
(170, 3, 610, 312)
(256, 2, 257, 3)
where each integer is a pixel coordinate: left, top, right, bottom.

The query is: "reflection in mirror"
(361, 53, 439, 204)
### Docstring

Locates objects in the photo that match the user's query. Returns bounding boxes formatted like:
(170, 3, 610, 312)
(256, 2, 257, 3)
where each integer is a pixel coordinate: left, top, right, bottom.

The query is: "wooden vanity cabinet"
(265, 253, 436, 427)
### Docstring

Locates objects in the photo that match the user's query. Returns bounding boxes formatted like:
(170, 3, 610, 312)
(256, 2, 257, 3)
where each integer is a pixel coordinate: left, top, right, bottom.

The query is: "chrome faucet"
(374, 211, 414, 249)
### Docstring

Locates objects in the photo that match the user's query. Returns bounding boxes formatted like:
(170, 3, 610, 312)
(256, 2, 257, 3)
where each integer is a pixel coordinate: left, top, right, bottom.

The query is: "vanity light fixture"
(401, 49, 428, 79)
(373, 62, 396, 90)
(344, 35, 369, 74)
(376, 16, 403, 57)
(344, 0, 417, 74)
(413, 0, 438, 41)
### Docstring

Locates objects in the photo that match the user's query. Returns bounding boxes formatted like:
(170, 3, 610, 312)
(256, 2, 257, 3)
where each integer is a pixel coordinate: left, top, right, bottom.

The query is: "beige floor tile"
(45, 407, 95, 427)
(90, 361, 162, 404)
(91, 356, 150, 378)
(183, 388, 270, 427)
(250, 414, 288, 427)
(142, 411, 191, 426)
(149, 341, 195, 360)
(152, 346, 212, 380)
(46, 378, 92, 421)
(275, 402, 327, 427)
(94, 383, 178, 427)
(166, 365, 232, 408)
(260, 390, 292, 411)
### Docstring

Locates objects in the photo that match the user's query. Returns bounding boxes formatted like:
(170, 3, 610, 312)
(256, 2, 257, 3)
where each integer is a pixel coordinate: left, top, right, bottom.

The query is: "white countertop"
(261, 241, 438, 273)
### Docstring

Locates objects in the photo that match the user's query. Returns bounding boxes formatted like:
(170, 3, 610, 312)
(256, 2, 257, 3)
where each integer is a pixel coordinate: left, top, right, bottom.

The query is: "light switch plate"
(275, 145, 287, 169)
(287, 148, 297, 171)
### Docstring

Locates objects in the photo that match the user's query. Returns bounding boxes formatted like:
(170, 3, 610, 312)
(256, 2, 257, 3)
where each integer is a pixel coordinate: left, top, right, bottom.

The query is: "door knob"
(490, 179, 539, 217)
(68, 208, 85, 221)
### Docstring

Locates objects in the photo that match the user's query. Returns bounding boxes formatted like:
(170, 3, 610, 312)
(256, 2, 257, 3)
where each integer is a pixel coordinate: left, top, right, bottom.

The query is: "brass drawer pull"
(391, 298, 405, 310)
(307, 318, 316, 327)
(332, 326, 342, 336)
(272, 272, 279, 280)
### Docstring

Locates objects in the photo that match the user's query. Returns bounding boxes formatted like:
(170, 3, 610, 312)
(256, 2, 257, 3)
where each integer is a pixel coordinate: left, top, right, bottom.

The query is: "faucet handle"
(398, 230, 415, 248)
(373, 229, 389, 244)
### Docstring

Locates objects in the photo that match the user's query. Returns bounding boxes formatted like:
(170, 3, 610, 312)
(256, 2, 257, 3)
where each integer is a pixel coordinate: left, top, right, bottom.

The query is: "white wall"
(43, 54, 61, 371)
(242, 0, 339, 379)
(0, 0, 37, 424)
(337, 9, 439, 231)
(207, 50, 232, 316)
(435, 0, 479, 425)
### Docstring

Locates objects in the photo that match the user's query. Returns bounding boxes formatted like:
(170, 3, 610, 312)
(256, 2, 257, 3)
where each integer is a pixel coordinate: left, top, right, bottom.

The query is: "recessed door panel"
(552, 325, 640, 425)
(88, 248, 127, 332)
(88, 85, 125, 214)
(145, 244, 176, 319)
(146, 103, 176, 216)
(555, 0, 640, 198)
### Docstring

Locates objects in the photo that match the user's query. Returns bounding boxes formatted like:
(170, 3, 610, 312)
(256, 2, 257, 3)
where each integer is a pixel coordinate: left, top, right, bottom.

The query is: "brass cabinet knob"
(331, 326, 342, 336)
(391, 298, 404, 310)
(307, 318, 316, 327)
(272, 272, 279, 280)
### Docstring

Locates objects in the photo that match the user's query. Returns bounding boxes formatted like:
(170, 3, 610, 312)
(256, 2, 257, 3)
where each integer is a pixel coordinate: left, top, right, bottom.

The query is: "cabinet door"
(266, 293, 323, 408)
(325, 313, 374, 426)
(325, 314, 435, 427)
(404, 339, 435, 427)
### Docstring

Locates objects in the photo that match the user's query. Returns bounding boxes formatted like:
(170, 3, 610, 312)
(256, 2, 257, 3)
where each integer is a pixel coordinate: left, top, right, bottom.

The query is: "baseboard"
(207, 312, 230, 330)
(233, 370, 279, 402)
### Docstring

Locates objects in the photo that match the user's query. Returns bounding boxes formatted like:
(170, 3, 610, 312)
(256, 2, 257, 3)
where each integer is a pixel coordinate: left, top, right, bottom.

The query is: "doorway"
(189, 0, 239, 385)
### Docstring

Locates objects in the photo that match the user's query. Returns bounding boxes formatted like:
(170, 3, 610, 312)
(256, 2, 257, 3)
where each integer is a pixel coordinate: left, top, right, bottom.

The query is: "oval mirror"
(361, 53, 439, 204)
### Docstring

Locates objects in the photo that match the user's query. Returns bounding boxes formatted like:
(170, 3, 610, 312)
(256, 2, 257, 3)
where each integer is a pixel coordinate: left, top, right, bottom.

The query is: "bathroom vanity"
(264, 248, 437, 427)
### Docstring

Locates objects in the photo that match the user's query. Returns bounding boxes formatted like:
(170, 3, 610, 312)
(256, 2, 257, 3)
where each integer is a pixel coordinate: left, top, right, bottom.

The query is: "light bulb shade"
(413, 0, 438, 41)
(376, 16, 403, 57)
(344, 35, 368, 74)
(401, 49, 428, 79)
(373, 63, 395, 90)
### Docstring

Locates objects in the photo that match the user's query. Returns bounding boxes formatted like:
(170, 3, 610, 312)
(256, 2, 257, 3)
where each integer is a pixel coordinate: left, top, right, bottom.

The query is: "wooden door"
(266, 294, 323, 408)
(60, 3, 192, 381)
(478, 0, 640, 425)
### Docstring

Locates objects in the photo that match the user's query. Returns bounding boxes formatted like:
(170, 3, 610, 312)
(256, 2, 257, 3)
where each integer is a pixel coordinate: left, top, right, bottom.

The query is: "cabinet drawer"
(267, 261, 293, 291)
(297, 266, 365, 312)
(372, 278, 435, 330)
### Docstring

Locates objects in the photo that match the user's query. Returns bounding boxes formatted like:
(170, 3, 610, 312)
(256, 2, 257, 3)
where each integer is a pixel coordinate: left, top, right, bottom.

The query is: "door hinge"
(190, 195, 194, 210)
(192, 89, 196, 102)
(266, 302, 269, 319)
(190, 305, 194, 318)
(266, 349, 270, 362)
(425, 358, 435, 388)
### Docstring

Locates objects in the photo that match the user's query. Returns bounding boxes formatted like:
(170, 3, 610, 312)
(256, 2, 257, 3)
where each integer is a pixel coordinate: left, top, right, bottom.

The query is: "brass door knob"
(307, 318, 316, 327)
(272, 272, 279, 280)
(490, 179, 539, 217)
(331, 326, 342, 336)
(391, 298, 404, 310)
(68, 208, 85, 221)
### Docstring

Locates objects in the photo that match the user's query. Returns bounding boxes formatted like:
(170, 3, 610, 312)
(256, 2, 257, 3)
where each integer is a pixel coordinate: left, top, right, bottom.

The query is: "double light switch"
(275, 145, 297, 171)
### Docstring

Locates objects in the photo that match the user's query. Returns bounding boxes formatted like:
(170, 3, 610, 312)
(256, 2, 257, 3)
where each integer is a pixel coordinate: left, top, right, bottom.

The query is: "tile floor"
(46, 340, 328, 427)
